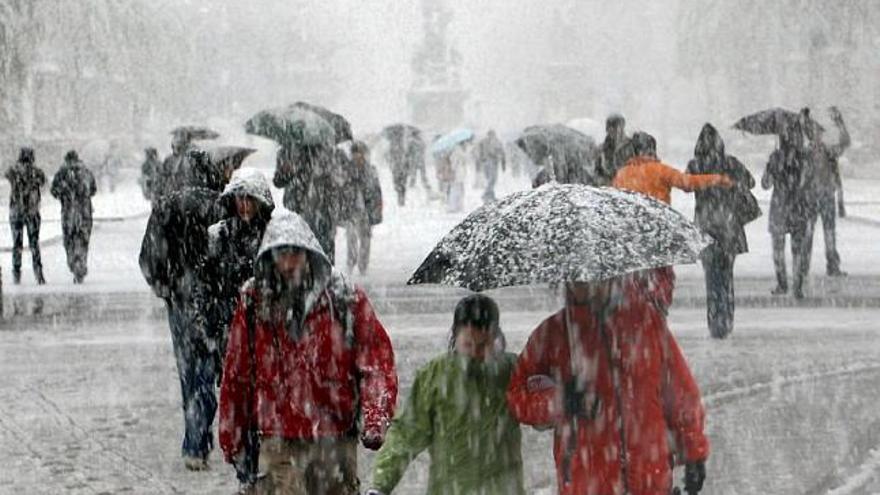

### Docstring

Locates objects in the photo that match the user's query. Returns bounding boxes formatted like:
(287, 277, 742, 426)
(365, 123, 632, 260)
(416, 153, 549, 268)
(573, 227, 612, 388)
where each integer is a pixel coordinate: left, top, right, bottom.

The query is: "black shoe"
(793, 289, 805, 300)
(771, 285, 788, 295)
(12, 271, 21, 284)
(36, 273, 46, 285)
(827, 269, 848, 277)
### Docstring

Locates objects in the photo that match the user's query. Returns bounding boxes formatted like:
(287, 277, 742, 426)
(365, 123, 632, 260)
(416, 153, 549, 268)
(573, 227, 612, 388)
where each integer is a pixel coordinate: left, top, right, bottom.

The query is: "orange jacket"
(612, 156, 730, 204)
(506, 278, 709, 495)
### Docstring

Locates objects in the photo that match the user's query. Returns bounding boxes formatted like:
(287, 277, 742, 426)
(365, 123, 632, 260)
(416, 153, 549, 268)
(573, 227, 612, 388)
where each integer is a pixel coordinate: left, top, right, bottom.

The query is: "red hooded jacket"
(507, 280, 708, 495)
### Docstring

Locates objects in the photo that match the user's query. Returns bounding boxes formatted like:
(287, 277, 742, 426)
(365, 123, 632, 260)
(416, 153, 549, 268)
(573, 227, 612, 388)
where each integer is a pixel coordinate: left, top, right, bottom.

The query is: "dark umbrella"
(515, 124, 600, 186)
(170, 125, 220, 141)
(380, 123, 421, 142)
(409, 183, 708, 291)
(291, 101, 353, 143)
(245, 105, 336, 147)
(206, 146, 256, 170)
(733, 107, 823, 135)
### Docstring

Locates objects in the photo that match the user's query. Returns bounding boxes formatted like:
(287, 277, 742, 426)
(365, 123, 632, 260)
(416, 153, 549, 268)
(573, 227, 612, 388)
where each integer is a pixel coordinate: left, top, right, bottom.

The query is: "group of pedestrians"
(4, 147, 97, 285)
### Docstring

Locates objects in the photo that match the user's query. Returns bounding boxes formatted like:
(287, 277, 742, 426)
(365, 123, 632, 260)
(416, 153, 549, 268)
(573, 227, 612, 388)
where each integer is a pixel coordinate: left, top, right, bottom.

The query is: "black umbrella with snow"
(515, 124, 600, 186)
(408, 183, 709, 291)
(733, 107, 823, 135)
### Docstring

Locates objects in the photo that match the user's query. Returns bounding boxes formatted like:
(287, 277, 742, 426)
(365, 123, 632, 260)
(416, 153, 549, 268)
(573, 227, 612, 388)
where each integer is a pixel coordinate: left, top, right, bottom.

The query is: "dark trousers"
(392, 169, 408, 206)
(701, 245, 735, 339)
(166, 299, 217, 458)
(62, 221, 92, 280)
(772, 222, 814, 295)
(814, 193, 841, 274)
(345, 220, 372, 274)
(10, 214, 43, 277)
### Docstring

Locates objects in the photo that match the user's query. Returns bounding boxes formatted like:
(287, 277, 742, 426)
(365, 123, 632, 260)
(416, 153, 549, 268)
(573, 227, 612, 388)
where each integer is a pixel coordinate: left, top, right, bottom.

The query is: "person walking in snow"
(219, 210, 398, 494)
(50, 150, 98, 284)
(507, 274, 710, 495)
(343, 141, 382, 276)
(597, 113, 635, 184)
(367, 294, 525, 495)
(140, 147, 162, 203)
(686, 124, 758, 339)
(5, 147, 47, 284)
(474, 130, 507, 203)
(763, 120, 816, 299)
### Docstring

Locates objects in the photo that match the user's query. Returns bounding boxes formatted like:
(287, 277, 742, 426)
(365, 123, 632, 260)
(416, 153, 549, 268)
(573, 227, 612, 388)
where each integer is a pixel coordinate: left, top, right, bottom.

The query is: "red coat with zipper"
(219, 282, 398, 461)
(507, 280, 709, 495)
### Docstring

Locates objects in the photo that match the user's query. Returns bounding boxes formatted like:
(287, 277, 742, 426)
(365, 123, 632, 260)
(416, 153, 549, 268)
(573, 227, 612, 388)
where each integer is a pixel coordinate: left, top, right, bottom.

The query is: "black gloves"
(562, 380, 598, 418)
(684, 461, 706, 494)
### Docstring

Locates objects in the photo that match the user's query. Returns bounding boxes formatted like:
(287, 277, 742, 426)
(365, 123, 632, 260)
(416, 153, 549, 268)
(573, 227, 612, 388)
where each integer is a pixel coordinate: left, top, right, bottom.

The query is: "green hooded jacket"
(371, 352, 525, 495)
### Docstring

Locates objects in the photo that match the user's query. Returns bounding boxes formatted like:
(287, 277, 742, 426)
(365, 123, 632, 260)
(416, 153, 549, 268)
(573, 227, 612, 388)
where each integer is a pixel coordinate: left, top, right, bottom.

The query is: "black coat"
(762, 148, 815, 235)
(139, 154, 225, 301)
(50, 160, 97, 232)
(5, 161, 46, 219)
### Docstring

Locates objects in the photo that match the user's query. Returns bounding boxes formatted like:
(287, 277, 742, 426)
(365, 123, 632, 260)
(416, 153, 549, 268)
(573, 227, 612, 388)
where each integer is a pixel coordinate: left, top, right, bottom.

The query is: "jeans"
(10, 214, 42, 277)
(814, 192, 841, 274)
(166, 299, 217, 458)
(345, 220, 372, 274)
(701, 245, 735, 338)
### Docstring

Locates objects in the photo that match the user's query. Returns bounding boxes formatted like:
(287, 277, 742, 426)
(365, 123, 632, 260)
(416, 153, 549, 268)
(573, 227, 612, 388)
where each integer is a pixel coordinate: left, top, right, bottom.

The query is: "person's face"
(274, 249, 308, 286)
(352, 151, 366, 167)
(235, 196, 258, 222)
(454, 324, 493, 361)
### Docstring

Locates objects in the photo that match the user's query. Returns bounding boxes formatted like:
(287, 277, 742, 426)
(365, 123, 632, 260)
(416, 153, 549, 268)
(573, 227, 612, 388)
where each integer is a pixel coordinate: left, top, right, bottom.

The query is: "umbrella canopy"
(733, 107, 823, 135)
(430, 128, 475, 155)
(515, 124, 600, 185)
(380, 123, 421, 143)
(170, 126, 220, 142)
(409, 183, 708, 291)
(291, 101, 353, 143)
(245, 105, 336, 147)
(206, 146, 256, 170)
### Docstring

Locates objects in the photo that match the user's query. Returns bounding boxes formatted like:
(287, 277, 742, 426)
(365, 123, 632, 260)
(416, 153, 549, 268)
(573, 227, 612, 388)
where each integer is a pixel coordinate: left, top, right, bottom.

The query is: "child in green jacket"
(367, 294, 525, 495)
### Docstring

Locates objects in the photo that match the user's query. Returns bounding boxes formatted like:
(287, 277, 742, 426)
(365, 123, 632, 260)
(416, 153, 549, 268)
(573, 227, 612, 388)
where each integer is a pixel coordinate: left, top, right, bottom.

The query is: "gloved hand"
(361, 428, 385, 451)
(562, 380, 597, 418)
(684, 461, 706, 494)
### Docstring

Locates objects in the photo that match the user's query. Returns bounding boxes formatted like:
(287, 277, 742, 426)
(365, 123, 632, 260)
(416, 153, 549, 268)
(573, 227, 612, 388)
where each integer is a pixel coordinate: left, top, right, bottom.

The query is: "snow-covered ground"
(2, 307, 880, 494)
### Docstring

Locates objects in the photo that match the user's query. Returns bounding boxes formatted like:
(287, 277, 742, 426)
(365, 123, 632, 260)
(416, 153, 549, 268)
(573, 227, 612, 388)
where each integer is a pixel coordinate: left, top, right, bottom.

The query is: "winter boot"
(12, 269, 21, 285)
(35, 269, 46, 285)
(184, 456, 209, 471)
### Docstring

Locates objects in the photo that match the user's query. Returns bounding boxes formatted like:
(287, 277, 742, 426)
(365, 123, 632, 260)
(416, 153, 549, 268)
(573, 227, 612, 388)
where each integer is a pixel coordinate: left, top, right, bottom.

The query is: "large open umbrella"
(515, 124, 600, 186)
(290, 101, 353, 143)
(171, 125, 220, 142)
(733, 107, 823, 135)
(430, 128, 474, 155)
(245, 105, 336, 147)
(409, 183, 708, 291)
(206, 145, 256, 172)
(380, 123, 421, 142)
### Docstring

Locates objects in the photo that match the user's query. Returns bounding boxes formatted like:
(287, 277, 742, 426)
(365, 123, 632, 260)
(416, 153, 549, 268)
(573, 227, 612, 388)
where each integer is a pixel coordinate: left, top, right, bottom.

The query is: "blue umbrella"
(430, 128, 474, 155)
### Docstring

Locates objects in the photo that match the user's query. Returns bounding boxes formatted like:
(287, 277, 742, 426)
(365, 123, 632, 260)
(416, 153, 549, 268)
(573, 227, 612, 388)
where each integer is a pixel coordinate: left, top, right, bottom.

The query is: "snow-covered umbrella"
(244, 105, 336, 147)
(290, 101, 353, 144)
(514, 124, 600, 186)
(380, 123, 421, 142)
(430, 128, 474, 155)
(206, 145, 256, 169)
(408, 183, 709, 291)
(733, 107, 823, 135)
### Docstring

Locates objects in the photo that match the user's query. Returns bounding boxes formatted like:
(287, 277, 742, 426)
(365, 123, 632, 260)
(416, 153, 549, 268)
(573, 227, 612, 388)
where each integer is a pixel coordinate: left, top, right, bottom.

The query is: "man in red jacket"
(507, 273, 709, 495)
(219, 210, 398, 494)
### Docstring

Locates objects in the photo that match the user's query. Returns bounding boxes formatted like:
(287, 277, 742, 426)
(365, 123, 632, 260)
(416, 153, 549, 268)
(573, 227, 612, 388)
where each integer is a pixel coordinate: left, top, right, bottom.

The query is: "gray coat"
(50, 159, 97, 232)
(5, 161, 46, 220)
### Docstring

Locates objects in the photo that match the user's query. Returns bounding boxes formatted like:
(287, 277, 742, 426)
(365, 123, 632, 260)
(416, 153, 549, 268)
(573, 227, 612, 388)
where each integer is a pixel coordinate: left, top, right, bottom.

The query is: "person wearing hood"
(154, 132, 194, 202)
(686, 124, 757, 339)
(219, 210, 398, 494)
(205, 168, 275, 359)
(139, 149, 231, 470)
(343, 141, 382, 276)
(507, 274, 710, 495)
(762, 120, 816, 299)
(140, 147, 162, 203)
(5, 147, 47, 284)
(367, 295, 525, 495)
(50, 150, 98, 284)
(597, 113, 635, 184)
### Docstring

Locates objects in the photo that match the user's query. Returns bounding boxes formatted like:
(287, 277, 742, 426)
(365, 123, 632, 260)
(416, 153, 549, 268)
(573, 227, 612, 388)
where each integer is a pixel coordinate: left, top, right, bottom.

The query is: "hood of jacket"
(692, 123, 725, 173)
(219, 167, 275, 219)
